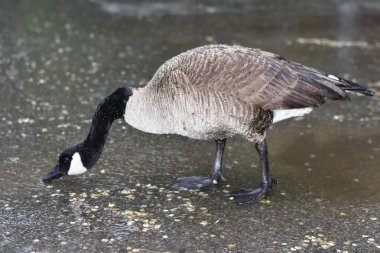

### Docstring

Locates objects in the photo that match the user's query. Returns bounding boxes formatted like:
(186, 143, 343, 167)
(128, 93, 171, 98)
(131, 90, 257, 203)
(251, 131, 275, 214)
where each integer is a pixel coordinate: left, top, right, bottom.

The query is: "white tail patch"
(68, 152, 87, 175)
(272, 108, 313, 123)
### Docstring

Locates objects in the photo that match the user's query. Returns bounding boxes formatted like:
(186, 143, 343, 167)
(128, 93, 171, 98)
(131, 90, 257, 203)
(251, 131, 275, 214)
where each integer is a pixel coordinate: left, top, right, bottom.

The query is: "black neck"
(82, 87, 132, 167)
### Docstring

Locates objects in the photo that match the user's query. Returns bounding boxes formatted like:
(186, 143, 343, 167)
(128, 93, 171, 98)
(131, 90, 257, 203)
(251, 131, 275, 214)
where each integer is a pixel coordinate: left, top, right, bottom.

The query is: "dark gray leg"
(209, 139, 227, 181)
(229, 139, 277, 205)
(173, 139, 227, 191)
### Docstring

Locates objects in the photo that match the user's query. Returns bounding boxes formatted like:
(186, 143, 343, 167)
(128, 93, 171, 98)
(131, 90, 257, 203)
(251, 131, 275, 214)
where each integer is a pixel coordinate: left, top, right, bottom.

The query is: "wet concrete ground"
(1, 0, 380, 252)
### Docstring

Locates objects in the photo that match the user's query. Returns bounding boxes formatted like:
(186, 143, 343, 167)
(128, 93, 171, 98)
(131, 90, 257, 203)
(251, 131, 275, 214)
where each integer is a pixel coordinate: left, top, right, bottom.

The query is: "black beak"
(42, 164, 64, 182)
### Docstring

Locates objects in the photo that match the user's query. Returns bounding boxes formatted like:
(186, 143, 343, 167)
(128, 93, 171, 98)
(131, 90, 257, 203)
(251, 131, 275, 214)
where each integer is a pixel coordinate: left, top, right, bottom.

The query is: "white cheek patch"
(68, 152, 87, 175)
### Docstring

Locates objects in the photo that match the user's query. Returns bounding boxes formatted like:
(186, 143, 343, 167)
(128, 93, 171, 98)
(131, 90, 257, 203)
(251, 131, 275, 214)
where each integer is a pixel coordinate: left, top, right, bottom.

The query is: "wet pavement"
(1, 0, 380, 252)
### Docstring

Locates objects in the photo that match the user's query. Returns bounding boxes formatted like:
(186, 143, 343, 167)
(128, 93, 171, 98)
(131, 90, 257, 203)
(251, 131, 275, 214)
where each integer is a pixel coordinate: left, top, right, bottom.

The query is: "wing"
(149, 45, 371, 110)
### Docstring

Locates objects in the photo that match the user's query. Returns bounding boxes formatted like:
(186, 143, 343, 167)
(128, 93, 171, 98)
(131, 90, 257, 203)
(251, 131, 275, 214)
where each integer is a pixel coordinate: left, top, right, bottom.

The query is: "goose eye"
(64, 157, 71, 163)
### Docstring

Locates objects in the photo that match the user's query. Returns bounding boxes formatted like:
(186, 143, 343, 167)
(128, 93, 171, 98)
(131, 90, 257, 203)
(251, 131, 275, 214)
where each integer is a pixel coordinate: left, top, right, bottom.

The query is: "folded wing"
(174, 45, 373, 110)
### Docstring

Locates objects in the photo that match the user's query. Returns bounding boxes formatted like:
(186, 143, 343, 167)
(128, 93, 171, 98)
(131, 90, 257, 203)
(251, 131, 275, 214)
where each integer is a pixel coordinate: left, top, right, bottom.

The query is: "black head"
(42, 144, 89, 182)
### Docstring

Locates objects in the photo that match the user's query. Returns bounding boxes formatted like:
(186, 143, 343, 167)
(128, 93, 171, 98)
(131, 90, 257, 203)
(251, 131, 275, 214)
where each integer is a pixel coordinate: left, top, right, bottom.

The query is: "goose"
(42, 44, 374, 205)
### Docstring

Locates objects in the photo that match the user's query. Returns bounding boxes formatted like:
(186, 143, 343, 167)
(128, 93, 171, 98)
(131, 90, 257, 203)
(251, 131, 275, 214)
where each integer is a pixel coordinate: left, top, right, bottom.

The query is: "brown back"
(150, 45, 351, 110)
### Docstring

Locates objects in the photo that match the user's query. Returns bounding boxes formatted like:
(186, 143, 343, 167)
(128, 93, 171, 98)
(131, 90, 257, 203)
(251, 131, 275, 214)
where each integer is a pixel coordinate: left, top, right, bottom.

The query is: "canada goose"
(42, 45, 373, 205)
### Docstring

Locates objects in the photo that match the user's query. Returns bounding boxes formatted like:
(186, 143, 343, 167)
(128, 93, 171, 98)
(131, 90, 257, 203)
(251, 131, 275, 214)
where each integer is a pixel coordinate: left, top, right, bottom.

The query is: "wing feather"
(148, 45, 372, 110)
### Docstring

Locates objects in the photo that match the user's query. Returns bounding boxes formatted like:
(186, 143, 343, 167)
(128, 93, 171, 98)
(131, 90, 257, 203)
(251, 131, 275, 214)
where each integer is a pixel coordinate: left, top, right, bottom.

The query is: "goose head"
(42, 143, 101, 182)
(42, 87, 132, 183)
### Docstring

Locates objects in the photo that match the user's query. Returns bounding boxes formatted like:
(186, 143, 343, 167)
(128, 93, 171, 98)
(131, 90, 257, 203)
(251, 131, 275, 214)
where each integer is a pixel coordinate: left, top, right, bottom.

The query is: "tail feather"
(337, 78, 374, 96)
(323, 73, 375, 96)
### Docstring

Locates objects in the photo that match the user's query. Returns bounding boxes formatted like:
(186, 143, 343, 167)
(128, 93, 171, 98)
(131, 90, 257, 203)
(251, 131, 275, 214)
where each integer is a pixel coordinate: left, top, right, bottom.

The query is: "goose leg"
(229, 139, 277, 205)
(173, 139, 227, 191)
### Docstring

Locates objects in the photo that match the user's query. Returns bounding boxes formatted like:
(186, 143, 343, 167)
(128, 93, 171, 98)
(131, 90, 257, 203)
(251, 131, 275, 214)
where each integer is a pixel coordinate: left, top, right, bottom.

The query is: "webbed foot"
(173, 138, 227, 192)
(229, 183, 271, 205)
(229, 177, 277, 205)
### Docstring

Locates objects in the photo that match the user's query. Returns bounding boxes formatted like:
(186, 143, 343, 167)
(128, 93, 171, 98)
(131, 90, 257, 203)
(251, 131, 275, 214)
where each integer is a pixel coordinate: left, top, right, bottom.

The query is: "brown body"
(125, 44, 369, 142)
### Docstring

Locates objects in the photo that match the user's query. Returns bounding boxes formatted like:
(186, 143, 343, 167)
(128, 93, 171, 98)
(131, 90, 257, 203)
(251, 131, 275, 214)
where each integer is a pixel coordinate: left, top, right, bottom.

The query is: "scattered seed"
(227, 244, 235, 249)
(200, 221, 208, 226)
(259, 199, 271, 204)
